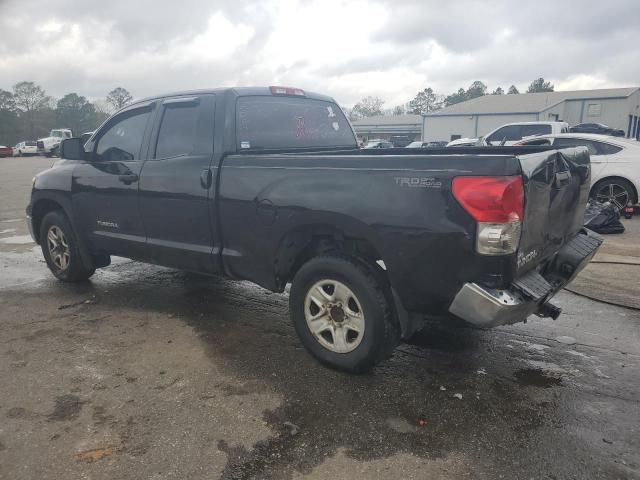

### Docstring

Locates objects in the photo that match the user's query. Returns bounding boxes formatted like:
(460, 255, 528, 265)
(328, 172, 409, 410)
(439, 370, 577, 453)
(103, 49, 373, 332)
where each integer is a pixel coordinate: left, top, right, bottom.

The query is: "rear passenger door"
(138, 94, 220, 273)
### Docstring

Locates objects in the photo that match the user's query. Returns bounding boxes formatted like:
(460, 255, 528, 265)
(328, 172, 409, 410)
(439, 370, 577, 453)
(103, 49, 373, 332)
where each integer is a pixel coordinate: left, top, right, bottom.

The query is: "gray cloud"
(0, 0, 638, 107)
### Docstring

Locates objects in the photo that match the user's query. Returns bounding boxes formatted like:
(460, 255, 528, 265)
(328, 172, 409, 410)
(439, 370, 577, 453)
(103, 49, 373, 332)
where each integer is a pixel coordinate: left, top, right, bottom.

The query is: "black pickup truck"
(27, 86, 602, 372)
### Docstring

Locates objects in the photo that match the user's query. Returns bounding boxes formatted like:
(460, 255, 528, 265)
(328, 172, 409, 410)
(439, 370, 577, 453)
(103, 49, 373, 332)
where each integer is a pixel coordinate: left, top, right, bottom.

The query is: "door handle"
(200, 168, 212, 189)
(118, 173, 139, 185)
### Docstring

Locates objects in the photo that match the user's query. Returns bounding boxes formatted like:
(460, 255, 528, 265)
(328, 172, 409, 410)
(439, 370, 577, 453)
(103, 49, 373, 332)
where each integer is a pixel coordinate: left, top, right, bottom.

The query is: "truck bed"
(217, 145, 591, 315)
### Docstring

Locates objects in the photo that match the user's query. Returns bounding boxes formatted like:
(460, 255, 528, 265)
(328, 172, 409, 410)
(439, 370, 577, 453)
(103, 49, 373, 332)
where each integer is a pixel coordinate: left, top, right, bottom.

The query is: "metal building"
(351, 114, 422, 146)
(422, 87, 640, 142)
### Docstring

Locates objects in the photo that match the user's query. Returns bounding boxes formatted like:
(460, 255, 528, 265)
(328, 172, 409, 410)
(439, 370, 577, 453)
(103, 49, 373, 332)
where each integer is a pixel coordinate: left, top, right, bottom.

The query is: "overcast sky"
(1, 0, 638, 108)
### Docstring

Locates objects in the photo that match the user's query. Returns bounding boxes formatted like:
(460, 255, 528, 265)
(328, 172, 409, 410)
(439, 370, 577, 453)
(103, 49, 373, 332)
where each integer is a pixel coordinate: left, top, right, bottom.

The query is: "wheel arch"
(31, 196, 70, 244)
(30, 193, 96, 270)
(274, 223, 386, 290)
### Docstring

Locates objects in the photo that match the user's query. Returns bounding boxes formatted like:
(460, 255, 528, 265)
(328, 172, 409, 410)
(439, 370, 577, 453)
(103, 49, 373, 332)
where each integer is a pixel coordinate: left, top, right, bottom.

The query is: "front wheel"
(40, 210, 95, 282)
(289, 255, 399, 372)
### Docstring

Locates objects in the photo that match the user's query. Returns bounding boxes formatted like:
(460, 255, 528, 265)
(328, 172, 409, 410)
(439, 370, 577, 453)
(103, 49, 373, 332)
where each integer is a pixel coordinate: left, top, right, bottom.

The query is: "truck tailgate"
(516, 147, 591, 275)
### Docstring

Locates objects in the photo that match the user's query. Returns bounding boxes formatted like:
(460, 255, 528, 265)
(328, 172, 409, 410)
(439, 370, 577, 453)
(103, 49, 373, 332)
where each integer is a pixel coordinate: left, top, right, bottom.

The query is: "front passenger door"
(72, 103, 154, 258)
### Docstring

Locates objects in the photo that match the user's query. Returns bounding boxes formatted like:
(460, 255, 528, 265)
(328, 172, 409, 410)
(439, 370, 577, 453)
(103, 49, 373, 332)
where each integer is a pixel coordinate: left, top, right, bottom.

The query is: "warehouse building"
(351, 114, 422, 146)
(422, 87, 640, 142)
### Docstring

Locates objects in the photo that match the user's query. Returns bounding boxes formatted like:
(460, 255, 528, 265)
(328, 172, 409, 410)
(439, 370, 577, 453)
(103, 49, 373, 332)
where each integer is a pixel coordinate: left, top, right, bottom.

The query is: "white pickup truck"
(447, 122, 570, 147)
(36, 129, 73, 157)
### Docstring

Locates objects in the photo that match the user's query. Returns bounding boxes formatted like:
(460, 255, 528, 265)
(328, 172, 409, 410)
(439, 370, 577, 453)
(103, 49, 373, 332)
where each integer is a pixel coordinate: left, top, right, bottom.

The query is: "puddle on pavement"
(514, 368, 562, 388)
(0, 235, 34, 245)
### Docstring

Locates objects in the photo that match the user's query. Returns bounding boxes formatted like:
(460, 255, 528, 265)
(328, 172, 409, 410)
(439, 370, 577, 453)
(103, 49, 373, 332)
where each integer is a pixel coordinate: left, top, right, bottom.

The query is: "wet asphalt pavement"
(1, 156, 639, 479)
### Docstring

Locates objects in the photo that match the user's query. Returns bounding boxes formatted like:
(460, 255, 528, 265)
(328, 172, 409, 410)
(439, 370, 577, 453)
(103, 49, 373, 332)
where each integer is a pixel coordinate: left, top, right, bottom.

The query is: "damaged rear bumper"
(449, 228, 603, 328)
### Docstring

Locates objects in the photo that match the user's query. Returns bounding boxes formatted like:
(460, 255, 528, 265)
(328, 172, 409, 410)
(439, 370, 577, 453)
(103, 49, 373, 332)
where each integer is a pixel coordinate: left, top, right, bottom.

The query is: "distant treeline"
(0, 82, 133, 145)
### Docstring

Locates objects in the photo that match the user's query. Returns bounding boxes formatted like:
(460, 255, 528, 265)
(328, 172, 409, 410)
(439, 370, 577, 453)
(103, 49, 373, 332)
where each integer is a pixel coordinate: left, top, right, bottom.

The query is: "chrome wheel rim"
(47, 226, 70, 271)
(595, 183, 630, 210)
(304, 279, 365, 353)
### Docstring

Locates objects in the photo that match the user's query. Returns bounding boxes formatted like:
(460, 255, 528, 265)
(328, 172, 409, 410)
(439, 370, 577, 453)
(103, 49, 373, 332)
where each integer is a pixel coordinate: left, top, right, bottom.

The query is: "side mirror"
(60, 138, 86, 161)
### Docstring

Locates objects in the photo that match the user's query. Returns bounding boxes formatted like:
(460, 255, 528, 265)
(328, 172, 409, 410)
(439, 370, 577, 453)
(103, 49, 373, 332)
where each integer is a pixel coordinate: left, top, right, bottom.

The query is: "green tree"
(0, 89, 19, 145)
(56, 93, 101, 135)
(444, 88, 468, 106)
(392, 105, 406, 115)
(407, 87, 443, 114)
(13, 81, 50, 138)
(106, 87, 133, 112)
(466, 81, 487, 100)
(492, 87, 504, 95)
(350, 96, 385, 120)
(0, 89, 15, 111)
(526, 77, 554, 93)
(507, 85, 519, 94)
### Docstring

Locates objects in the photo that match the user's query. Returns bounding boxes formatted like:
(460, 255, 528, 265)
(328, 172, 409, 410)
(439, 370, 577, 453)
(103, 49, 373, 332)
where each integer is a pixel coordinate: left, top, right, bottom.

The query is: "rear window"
(236, 96, 356, 151)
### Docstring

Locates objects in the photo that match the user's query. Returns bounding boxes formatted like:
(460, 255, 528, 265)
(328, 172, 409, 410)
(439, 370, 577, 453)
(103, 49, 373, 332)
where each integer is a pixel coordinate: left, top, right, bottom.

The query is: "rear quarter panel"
(218, 152, 521, 312)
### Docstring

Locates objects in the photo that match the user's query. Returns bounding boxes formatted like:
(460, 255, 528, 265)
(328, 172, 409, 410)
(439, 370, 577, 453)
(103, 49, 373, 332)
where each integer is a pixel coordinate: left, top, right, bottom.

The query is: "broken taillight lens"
(452, 176, 524, 255)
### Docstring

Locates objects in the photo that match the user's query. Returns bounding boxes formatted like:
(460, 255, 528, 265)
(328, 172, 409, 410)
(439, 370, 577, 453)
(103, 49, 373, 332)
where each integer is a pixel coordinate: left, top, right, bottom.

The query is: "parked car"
(13, 141, 38, 156)
(449, 122, 570, 147)
(389, 135, 411, 147)
(0, 145, 13, 157)
(516, 133, 640, 207)
(27, 86, 601, 372)
(37, 129, 73, 157)
(363, 139, 394, 149)
(484, 122, 569, 145)
(570, 123, 625, 137)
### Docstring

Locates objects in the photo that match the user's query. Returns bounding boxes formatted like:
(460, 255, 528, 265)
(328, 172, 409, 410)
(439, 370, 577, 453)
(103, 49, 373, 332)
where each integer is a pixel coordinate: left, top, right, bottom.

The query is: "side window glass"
(155, 101, 204, 159)
(595, 142, 622, 155)
(488, 125, 520, 143)
(95, 109, 151, 162)
(486, 127, 504, 143)
(522, 124, 551, 136)
(555, 138, 598, 155)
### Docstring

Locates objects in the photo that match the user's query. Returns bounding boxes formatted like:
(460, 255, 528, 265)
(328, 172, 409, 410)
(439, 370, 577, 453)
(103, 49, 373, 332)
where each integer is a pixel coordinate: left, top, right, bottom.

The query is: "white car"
(446, 137, 480, 147)
(447, 122, 570, 147)
(516, 133, 640, 207)
(36, 128, 73, 157)
(13, 141, 38, 156)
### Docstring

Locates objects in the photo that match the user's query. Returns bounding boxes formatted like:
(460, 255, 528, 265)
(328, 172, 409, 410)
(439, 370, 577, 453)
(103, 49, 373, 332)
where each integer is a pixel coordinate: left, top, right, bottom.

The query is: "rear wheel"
(40, 210, 95, 282)
(591, 178, 636, 210)
(289, 254, 399, 372)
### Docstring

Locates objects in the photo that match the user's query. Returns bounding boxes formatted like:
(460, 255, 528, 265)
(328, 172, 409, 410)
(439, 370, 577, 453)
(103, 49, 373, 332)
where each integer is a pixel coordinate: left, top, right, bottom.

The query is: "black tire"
(590, 178, 637, 209)
(289, 254, 399, 373)
(18, 150, 23, 157)
(40, 210, 95, 282)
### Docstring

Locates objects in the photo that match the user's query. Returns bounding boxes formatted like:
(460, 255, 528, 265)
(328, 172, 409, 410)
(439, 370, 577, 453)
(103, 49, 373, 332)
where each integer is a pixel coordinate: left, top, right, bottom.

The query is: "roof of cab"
(125, 87, 336, 110)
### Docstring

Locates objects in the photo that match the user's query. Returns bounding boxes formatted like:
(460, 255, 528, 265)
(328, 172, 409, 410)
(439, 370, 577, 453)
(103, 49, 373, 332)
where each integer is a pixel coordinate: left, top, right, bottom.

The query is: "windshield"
(51, 130, 64, 138)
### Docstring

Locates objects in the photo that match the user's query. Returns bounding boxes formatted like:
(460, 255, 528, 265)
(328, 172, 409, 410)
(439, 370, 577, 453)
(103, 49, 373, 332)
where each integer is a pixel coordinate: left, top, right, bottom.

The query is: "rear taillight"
(452, 176, 524, 255)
